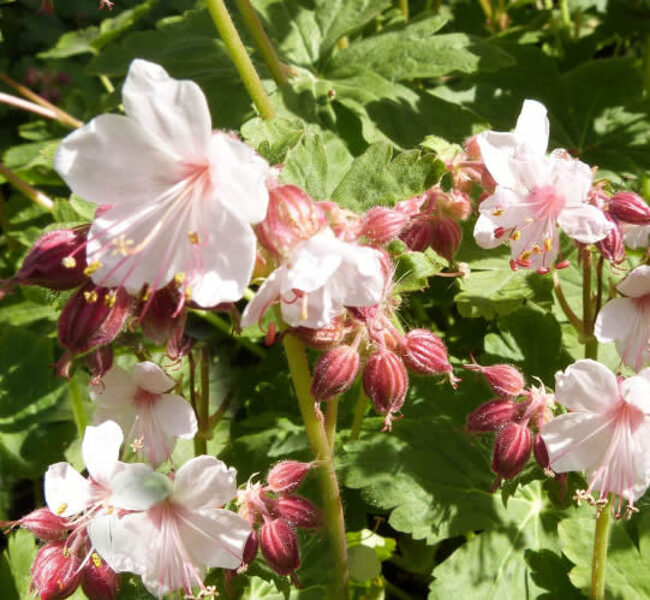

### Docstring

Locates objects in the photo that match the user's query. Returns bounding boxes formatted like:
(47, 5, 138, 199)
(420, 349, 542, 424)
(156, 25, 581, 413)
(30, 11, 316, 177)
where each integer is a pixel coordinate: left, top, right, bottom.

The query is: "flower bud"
(402, 329, 454, 378)
(363, 349, 408, 427)
(84, 346, 114, 384)
(435, 189, 473, 221)
(430, 219, 462, 261)
(291, 316, 346, 350)
(80, 553, 120, 600)
(318, 201, 363, 241)
(311, 345, 360, 401)
(267, 461, 312, 494)
(260, 518, 301, 576)
(242, 530, 259, 566)
(138, 286, 183, 345)
(608, 192, 650, 225)
(256, 184, 326, 258)
(492, 422, 532, 479)
(464, 360, 524, 398)
(395, 195, 423, 217)
(466, 399, 517, 433)
(16, 227, 88, 290)
(5, 508, 70, 542)
(362, 207, 409, 244)
(595, 212, 625, 264)
(274, 496, 322, 530)
(533, 433, 551, 471)
(31, 540, 82, 600)
(399, 222, 434, 252)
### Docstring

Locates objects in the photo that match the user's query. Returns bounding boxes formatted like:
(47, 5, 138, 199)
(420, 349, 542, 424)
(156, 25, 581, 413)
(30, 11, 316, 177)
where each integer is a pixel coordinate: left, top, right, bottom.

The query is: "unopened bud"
(399, 222, 434, 252)
(267, 461, 312, 494)
(363, 349, 408, 429)
(464, 359, 524, 398)
(402, 329, 455, 380)
(291, 316, 346, 350)
(81, 553, 120, 600)
(492, 422, 532, 479)
(260, 518, 301, 576)
(608, 192, 650, 225)
(16, 227, 88, 290)
(362, 207, 409, 244)
(84, 346, 114, 384)
(31, 540, 82, 600)
(466, 399, 517, 433)
(139, 286, 184, 345)
(533, 434, 551, 471)
(430, 219, 462, 261)
(256, 184, 326, 257)
(595, 212, 625, 264)
(274, 496, 322, 530)
(242, 530, 259, 566)
(311, 345, 360, 401)
(5, 508, 70, 542)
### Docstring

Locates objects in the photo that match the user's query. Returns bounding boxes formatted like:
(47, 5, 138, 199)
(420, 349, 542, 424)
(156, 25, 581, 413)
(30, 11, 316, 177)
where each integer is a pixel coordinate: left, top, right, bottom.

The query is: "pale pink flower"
(91, 361, 197, 467)
(241, 228, 385, 329)
(474, 100, 611, 271)
(595, 265, 650, 371)
(44, 421, 170, 519)
(55, 59, 271, 307)
(541, 360, 650, 518)
(622, 223, 650, 249)
(90, 456, 250, 598)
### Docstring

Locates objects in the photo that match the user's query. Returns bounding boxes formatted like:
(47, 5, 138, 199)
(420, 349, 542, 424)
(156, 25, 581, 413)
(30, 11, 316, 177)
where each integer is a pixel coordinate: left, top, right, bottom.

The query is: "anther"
(188, 231, 201, 245)
(510, 230, 521, 241)
(104, 290, 117, 307)
(544, 237, 553, 251)
(62, 256, 76, 269)
(55, 503, 67, 515)
(84, 290, 98, 303)
(491, 208, 504, 216)
(84, 260, 102, 276)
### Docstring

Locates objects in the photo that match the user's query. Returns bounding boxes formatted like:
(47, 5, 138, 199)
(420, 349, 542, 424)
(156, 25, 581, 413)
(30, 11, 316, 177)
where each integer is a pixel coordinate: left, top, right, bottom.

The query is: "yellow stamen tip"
(55, 503, 67, 515)
(91, 553, 102, 568)
(511, 231, 521, 241)
(491, 208, 504, 216)
(62, 256, 76, 269)
(83, 260, 102, 276)
(84, 290, 98, 303)
(188, 231, 200, 245)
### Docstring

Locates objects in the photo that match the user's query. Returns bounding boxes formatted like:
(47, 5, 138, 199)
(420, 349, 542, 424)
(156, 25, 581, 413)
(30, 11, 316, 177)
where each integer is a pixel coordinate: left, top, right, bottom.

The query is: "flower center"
(528, 185, 566, 221)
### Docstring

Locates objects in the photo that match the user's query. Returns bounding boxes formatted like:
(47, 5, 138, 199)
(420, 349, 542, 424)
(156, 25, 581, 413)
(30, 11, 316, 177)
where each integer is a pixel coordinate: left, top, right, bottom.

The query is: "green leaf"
(394, 248, 448, 293)
(241, 117, 306, 165)
(0, 531, 37, 600)
(280, 130, 329, 200)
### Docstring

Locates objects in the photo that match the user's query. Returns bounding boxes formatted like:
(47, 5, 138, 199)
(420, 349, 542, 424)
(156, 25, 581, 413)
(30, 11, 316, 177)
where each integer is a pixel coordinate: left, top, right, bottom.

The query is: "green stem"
(582, 247, 598, 360)
(398, 0, 409, 20)
(325, 397, 339, 448)
(67, 377, 87, 437)
(194, 310, 265, 358)
(0, 163, 54, 212)
(559, 0, 572, 29)
(234, 0, 288, 85)
(282, 334, 349, 598)
(591, 498, 611, 600)
(349, 386, 369, 442)
(205, 0, 275, 120)
(194, 346, 210, 456)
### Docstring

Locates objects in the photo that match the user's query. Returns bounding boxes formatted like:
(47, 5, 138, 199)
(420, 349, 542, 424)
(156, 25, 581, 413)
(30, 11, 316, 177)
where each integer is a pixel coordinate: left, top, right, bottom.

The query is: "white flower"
(622, 223, 650, 249)
(473, 100, 611, 271)
(44, 421, 170, 519)
(55, 59, 271, 307)
(541, 360, 650, 518)
(91, 361, 198, 467)
(90, 456, 250, 598)
(241, 228, 385, 329)
(595, 265, 650, 371)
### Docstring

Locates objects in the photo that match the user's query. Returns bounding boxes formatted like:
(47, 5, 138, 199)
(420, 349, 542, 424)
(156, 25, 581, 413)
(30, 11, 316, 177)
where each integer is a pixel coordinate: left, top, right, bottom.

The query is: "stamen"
(84, 290, 98, 303)
(544, 237, 553, 251)
(56, 503, 68, 515)
(62, 256, 76, 269)
(187, 231, 200, 245)
(111, 235, 134, 256)
(491, 208, 504, 216)
(84, 260, 102, 276)
(104, 290, 117, 307)
(91, 552, 102, 568)
(510, 230, 521, 241)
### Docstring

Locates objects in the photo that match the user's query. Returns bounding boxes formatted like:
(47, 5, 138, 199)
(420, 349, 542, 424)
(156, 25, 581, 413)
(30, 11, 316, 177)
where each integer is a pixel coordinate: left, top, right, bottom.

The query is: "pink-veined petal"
(473, 213, 504, 249)
(513, 99, 549, 157)
(156, 394, 198, 441)
(621, 375, 650, 415)
(281, 284, 336, 328)
(557, 204, 612, 244)
(91, 365, 138, 433)
(109, 464, 171, 511)
(240, 267, 285, 329)
(617, 265, 650, 298)
(554, 359, 618, 413)
(476, 131, 518, 188)
(44, 462, 90, 517)
(132, 361, 174, 394)
(622, 223, 650, 249)
(82, 420, 123, 484)
(172, 456, 238, 509)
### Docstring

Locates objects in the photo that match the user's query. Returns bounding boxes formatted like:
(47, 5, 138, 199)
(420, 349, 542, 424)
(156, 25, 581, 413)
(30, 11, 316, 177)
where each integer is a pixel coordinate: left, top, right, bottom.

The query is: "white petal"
(541, 412, 612, 473)
(240, 267, 285, 328)
(557, 204, 612, 244)
(514, 99, 549, 157)
(82, 421, 123, 484)
(473, 213, 504, 249)
(89, 512, 150, 574)
(208, 132, 271, 224)
(281, 284, 336, 328)
(91, 366, 137, 434)
(132, 361, 174, 394)
(109, 464, 171, 511)
(44, 463, 90, 517)
(552, 156, 592, 205)
(122, 59, 211, 162)
(554, 359, 618, 413)
(622, 223, 650, 249)
(55, 114, 179, 207)
(172, 456, 238, 509)
(617, 265, 650, 298)
(285, 233, 343, 293)
(621, 375, 650, 415)
(332, 248, 384, 307)
(476, 131, 518, 188)
(156, 394, 198, 440)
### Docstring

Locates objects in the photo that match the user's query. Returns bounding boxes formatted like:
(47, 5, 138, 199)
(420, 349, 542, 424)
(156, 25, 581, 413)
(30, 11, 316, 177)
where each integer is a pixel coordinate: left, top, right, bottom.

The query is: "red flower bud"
(274, 496, 322, 530)
(311, 345, 360, 401)
(3, 508, 70, 542)
(533, 434, 550, 471)
(492, 422, 532, 479)
(430, 219, 462, 261)
(464, 359, 524, 398)
(466, 399, 517, 433)
(31, 540, 82, 600)
(138, 286, 184, 345)
(362, 207, 409, 244)
(80, 553, 120, 600)
(399, 222, 435, 252)
(16, 227, 88, 290)
(84, 346, 114, 385)
(256, 184, 326, 258)
(402, 329, 455, 380)
(595, 212, 625, 264)
(608, 192, 650, 225)
(267, 461, 312, 494)
(363, 349, 408, 429)
(242, 530, 259, 566)
(291, 316, 346, 350)
(260, 518, 301, 576)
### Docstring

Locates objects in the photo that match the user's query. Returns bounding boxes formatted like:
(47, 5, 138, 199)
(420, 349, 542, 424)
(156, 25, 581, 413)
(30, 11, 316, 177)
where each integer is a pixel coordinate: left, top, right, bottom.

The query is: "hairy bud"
(608, 192, 650, 225)
(533, 434, 551, 471)
(242, 530, 259, 567)
(466, 399, 517, 433)
(595, 212, 625, 264)
(399, 222, 434, 252)
(492, 422, 532, 479)
(260, 518, 301, 576)
(16, 227, 88, 290)
(31, 540, 82, 600)
(11, 508, 69, 542)
(362, 207, 409, 244)
(267, 461, 312, 494)
(430, 219, 462, 261)
(402, 329, 455, 379)
(275, 496, 322, 530)
(84, 346, 114, 385)
(464, 360, 525, 398)
(80, 553, 120, 600)
(363, 349, 408, 429)
(291, 316, 346, 350)
(311, 345, 360, 401)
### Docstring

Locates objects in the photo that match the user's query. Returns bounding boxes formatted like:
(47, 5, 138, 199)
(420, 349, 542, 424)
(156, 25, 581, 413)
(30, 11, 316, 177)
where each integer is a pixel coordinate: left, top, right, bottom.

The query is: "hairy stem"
(0, 92, 58, 120)
(582, 247, 598, 360)
(0, 163, 54, 212)
(282, 334, 349, 598)
(194, 346, 210, 456)
(205, 0, 276, 120)
(591, 498, 611, 600)
(552, 270, 583, 333)
(195, 309, 265, 358)
(325, 397, 339, 448)
(349, 386, 369, 442)
(234, 0, 288, 85)
(67, 376, 87, 437)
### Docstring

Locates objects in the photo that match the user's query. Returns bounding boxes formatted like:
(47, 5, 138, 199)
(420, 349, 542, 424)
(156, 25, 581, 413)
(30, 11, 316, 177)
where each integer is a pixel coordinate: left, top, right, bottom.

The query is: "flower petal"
(82, 420, 123, 484)
(240, 267, 285, 329)
(44, 462, 90, 517)
(473, 213, 504, 249)
(557, 204, 612, 244)
(514, 99, 549, 157)
(476, 131, 518, 188)
(88, 512, 149, 575)
(172, 456, 237, 509)
(91, 365, 138, 433)
(617, 265, 650, 298)
(554, 359, 618, 413)
(281, 284, 336, 328)
(156, 393, 198, 440)
(110, 464, 171, 511)
(621, 375, 650, 415)
(132, 361, 174, 394)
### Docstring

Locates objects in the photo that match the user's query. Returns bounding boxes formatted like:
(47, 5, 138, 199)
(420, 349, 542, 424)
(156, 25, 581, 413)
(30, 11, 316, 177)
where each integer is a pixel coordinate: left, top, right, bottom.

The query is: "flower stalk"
(591, 497, 611, 600)
(0, 163, 54, 212)
(582, 247, 598, 360)
(194, 346, 210, 456)
(350, 386, 369, 441)
(67, 376, 87, 437)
